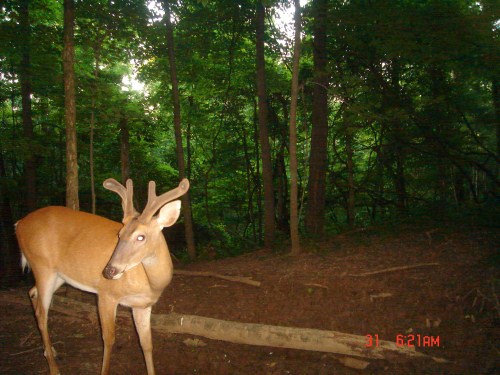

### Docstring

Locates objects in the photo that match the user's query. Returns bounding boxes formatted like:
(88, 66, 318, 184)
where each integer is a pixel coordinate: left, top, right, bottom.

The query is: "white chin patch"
(112, 272, 124, 280)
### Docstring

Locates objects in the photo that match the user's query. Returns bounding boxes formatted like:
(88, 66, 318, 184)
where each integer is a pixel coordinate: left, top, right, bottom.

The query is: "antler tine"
(139, 178, 190, 222)
(103, 178, 138, 222)
(124, 179, 137, 219)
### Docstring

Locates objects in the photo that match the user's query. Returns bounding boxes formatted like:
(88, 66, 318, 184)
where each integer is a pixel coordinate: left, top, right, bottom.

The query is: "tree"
(256, 0, 275, 248)
(63, 0, 79, 210)
(19, 0, 37, 213)
(163, 0, 196, 259)
(305, 0, 329, 235)
(289, 0, 302, 255)
(119, 111, 130, 184)
(0, 152, 19, 286)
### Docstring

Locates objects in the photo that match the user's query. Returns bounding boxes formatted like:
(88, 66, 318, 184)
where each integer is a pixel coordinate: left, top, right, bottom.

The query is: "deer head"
(102, 178, 189, 280)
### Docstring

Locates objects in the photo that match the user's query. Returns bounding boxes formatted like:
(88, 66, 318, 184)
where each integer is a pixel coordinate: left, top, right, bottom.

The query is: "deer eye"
(137, 235, 145, 241)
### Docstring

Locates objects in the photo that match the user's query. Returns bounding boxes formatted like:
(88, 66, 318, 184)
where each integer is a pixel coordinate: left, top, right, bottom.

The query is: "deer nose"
(103, 265, 118, 279)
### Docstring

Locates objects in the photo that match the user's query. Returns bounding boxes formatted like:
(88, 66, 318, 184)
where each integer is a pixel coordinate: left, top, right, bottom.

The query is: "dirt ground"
(1, 224, 498, 374)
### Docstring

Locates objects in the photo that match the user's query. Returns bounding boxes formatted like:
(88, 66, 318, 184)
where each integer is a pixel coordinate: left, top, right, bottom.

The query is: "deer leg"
(29, 273, 63, 375)
(132, 306, 155, 375)
(98, 296, 117, 375)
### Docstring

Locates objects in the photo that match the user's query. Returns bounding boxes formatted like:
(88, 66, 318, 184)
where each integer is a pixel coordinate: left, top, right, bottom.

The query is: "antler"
(139, 178, 190, 222)
(103, 178, 138, 223)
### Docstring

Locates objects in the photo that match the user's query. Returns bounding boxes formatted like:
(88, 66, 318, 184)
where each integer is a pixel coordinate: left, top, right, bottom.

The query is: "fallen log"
(2, 291, 446, 363)
(152, 313, 433, 361)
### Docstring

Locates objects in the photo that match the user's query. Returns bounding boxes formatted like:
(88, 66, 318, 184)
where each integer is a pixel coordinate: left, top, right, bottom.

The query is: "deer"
(15, 177, 189, 375)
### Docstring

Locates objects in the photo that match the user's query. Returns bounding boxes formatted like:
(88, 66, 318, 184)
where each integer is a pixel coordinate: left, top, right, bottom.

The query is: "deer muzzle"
(102, 264, 121, 279)
(102, 239, 133, 280)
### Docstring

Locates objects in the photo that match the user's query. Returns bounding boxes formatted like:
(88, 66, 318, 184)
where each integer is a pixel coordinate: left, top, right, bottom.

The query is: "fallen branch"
(1, 292, 446, 363)
(174, 270, 261, 287)
(350, 263, 440, 277)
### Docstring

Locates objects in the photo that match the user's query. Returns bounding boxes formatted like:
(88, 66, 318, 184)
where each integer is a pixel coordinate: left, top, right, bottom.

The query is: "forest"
(0, 1, 499, 374)
(1, 0, 498, 266)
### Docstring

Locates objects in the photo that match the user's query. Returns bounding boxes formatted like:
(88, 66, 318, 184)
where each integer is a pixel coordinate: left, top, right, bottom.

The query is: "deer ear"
(156, 200, 181, 228)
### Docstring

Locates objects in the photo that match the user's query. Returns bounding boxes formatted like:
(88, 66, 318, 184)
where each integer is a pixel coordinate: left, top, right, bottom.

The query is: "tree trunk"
(187, 96, 193, 180)
(90, 108, 96, 213)
(272, 103, 288, 233)
(253, 98, 263, 244)
(119, 113, 130, 184)
(0, 153, 20, 286)
(19, 0, 37, 214)
(256, 0, 275, 248)
(63, 0, 79, 211)
(89, 58, 99, 214)
(305, 0, 329, 235)
(289, 0, 302, 255)
(163, 0, 196, 259)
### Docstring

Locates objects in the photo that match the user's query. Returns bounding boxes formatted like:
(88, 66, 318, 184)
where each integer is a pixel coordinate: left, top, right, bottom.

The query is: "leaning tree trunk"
(63, 0, 79, 211)
(289, 0, 302, 255)
(19, 0, 37, 214)
(305, 0, 329, 236)
(256, 0, 275, 248)
(163, 0, 196, 259)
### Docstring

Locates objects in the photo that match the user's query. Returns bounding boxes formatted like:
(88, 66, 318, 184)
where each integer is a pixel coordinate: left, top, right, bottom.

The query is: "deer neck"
(141, 238, 173, 293)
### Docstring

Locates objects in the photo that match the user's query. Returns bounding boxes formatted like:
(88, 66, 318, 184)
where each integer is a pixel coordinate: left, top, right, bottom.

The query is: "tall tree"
(19, 0, 37, 213)
(119, 112, 130, 184)
(289, 0, 302, 255)
(63, 0, 79, 210)
(256, 0, 275, 248)
(305, 0, 329, 235)
(163, 0, 196, 259)
(0, 152, 19, 286)
(88, 27, 108, 214)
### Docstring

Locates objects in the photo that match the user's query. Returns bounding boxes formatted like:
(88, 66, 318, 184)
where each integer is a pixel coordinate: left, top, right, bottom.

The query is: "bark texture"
(164, 0, 196, 259)
(289, 0, 302, 254)
(305, 0, 329, 235)
(256, 0, 275, 248)
(19, 0, 37, 213)
(63, 0, 79, 211)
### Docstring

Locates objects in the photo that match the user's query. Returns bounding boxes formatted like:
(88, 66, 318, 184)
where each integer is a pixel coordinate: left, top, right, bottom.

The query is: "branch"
(350, 263, 440, 277)
(174, 270, 261, 287)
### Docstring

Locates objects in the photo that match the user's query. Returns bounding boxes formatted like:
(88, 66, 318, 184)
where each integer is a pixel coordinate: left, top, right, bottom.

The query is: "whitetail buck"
(16, 178, 189, 375)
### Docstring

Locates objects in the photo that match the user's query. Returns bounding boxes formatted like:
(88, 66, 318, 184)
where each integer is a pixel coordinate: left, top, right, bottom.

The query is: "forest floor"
(1, 224, 498, 374)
